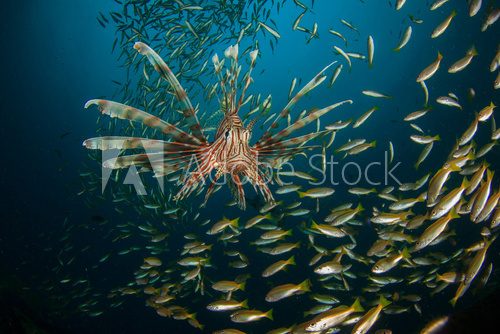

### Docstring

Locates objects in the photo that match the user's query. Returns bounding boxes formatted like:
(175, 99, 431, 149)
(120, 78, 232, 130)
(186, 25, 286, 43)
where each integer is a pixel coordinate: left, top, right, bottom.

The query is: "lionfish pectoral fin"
(257, 61, 337, 144)
(84, 99, 202, 145)
(83, 136, 168, 150)
(242, 168, 274, 206)
(258, 100, 353, 147)
(256, 131, 329, 151)
(256, 175, 274, 204)
(175, 174, 202, 202)
(83, 136, 202, 151)
(175, 157, 214, 202)
(202, 169, 224, 207)
(134, 42, 207, 144)
(102, 153, 161, 169)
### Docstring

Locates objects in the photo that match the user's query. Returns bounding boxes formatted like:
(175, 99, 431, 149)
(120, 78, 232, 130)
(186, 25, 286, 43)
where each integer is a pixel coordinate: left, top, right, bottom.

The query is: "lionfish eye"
(225, 130, 230, 139)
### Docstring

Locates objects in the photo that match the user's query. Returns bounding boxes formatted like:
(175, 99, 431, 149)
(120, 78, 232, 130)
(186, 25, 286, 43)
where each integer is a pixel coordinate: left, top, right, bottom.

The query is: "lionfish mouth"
(83, 41, 352, 210)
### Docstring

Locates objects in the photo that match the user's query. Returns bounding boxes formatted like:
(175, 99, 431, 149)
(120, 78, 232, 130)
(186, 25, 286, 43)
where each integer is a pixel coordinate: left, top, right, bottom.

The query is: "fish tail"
(356, 203, 365, 212)
(241, 299, 249, 309)
(469, 45, 478, 56)
(486, 234, 498, 248)
(351, 298, 364, 312)
(460, 177, 471, 189)
(401, 247, 411, 259)
(300, 279, 312, 292)
(288, 255, 296, 265)
(466, 150, 475, 161)
(449, 207, 461, 219)
(417, 192, 427, 202)
(402, 210, 413, 219)
(231, 217, 240, 228)
(448, 162, 462, 172)
(378, 295, 392, 308)
(265, 309, 274, 320)
(239, 281, 246, 291)
(311, 220, 319, 229)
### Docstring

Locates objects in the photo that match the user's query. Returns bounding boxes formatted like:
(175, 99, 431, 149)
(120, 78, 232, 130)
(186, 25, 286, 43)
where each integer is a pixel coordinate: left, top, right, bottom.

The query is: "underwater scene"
(2, 0, 500, 333)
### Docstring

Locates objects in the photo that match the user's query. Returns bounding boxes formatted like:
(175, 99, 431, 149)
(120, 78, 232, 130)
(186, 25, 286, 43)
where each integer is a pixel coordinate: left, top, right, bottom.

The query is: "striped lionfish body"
(84, 42, 351, 209)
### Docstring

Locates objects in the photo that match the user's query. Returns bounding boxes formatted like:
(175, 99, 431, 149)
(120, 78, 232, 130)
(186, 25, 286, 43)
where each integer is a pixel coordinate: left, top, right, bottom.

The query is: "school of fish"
(62, 0, 500, 333)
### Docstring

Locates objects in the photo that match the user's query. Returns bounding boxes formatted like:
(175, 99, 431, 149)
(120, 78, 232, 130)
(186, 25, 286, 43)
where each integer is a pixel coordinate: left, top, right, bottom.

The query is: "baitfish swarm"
(67, 1, 500, 333)
(83, 42, 351, 209)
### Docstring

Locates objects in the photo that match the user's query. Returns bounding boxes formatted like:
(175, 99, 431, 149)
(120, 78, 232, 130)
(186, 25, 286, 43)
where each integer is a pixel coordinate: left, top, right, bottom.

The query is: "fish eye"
(225, 130, 230, 139)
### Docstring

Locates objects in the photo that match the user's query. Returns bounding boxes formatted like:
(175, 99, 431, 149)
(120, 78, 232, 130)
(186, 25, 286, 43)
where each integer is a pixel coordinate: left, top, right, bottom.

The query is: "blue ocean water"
(1, 0, 499, 333)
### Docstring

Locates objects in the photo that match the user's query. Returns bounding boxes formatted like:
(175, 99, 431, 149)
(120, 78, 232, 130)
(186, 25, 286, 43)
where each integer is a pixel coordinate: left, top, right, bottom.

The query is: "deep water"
(1, 0, 500, 333)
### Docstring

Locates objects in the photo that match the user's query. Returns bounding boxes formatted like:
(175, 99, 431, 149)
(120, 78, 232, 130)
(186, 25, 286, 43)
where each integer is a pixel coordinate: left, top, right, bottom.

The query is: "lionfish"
(83, 42, 352, 209)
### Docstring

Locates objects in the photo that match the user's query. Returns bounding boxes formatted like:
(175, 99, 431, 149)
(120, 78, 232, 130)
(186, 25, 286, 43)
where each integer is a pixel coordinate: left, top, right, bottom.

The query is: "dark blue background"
(1, 0, 499, 333)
